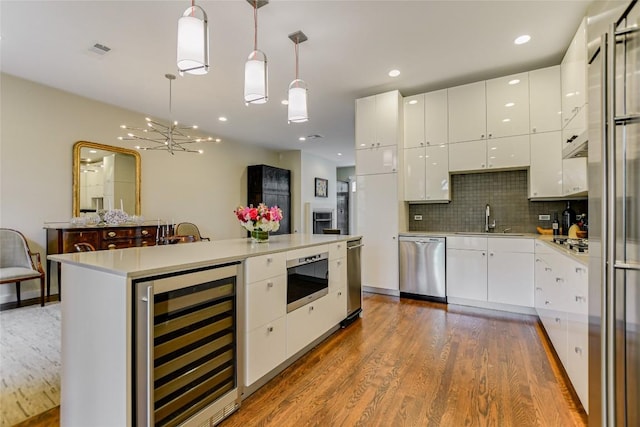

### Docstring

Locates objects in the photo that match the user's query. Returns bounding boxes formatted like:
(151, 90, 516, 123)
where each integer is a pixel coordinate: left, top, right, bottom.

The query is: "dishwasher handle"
(347, 243, 364, 250)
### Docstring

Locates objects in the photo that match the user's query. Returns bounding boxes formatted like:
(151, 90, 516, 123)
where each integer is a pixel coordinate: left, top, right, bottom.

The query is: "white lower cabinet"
(534, 241, 589, 411)
(245, 316, 287, 386)
(286, 296, 332, 358)
(447, 236, 533, 308)
(487, 239, 534, 307)
(446, 247, 488, 300)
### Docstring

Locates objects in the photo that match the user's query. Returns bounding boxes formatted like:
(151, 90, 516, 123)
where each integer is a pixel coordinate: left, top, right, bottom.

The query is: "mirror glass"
(73, 141, 141, 217)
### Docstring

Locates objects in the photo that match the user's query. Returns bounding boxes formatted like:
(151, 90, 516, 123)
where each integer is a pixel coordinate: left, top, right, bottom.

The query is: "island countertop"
(48, 233, 360, 279)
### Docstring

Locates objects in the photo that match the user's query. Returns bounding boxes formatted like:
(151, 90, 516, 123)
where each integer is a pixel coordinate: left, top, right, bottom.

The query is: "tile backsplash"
(408, 170, 587, 234)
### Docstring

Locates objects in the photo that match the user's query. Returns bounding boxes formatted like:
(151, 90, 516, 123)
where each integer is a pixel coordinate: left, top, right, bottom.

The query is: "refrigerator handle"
(605, 24, 617, 427)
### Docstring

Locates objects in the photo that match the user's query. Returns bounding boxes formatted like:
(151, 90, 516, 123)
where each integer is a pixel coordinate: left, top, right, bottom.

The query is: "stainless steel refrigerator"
(587, 1, 639, 425)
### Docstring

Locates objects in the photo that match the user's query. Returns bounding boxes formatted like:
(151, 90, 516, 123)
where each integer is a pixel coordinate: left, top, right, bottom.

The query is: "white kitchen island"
(49, 233, 356, 427)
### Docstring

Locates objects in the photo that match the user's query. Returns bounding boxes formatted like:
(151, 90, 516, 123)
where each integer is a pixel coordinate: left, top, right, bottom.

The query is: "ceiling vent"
(89, 43, 111, 56)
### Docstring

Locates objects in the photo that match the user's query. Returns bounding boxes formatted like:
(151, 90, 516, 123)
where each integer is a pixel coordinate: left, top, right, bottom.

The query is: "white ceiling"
(0, 0, 593, 166)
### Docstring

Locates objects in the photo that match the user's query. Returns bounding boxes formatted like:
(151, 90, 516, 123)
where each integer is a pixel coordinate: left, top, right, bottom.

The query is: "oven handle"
(143, 284, 154, 427)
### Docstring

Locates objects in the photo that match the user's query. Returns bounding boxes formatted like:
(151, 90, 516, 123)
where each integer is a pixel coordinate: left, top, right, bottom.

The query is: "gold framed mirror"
(72, 141, 141, 217)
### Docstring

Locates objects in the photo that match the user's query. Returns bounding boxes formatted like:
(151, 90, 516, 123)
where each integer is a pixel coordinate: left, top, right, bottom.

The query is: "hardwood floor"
(220, 293, 587, 427)
(17, 293, 586, 426)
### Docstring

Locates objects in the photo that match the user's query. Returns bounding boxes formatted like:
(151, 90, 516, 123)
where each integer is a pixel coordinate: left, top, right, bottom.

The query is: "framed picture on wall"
(315, 177, 328, 198)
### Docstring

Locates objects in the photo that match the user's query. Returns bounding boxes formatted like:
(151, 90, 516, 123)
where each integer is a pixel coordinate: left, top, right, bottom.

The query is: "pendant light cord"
(253, 2, 258, 51)
(294, 39, 300, 79)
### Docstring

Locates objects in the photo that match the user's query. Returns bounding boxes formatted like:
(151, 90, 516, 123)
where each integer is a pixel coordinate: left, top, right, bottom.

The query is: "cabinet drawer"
(286, 296, 330, 358)
(329, 258, 347, 293)
(446, 236, 487, 250)
(488, 237, 534, 253)
(245, 252, 286, 283)
(246, 275, 286, 331)
(102, 228, 137, 239)
(61, 231, 99, 253)
(100, 239, 135, 250)
(329, 242, 347, 260)
(245, 316, 286, 386)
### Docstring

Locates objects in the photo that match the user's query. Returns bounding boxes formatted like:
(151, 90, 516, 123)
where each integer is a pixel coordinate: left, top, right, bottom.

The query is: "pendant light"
(244, 0, 268, 104)
(177, 1, 209, 75)
(287, 31, 309, 123)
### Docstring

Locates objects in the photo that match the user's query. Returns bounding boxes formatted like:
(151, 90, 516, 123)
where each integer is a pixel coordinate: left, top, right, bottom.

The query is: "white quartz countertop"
(48, 234, 360, 279)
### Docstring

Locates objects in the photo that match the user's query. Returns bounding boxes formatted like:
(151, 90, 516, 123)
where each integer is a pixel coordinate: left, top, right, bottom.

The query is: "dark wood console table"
(45, 224, 160, 296)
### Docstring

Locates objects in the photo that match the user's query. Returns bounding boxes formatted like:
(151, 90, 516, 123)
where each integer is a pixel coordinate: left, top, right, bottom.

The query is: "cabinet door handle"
(481, 164, 486, 168)
(267, 326, 274, 333)
(108, 244, 116, 249)
(545, 267, 552, 272)
(489, 252, 494, 257)
(536, 287, 543, 291)
(481, 134, 485, 139)
(337, 260, 342, 266)
(575, 267, 586, 273)
(574, 346, 583, 355)
(545, 301, 550, 305)
(108, 231, 116, 237)
(555, 277, 564, 283)
(266, 257, 273, 263)
(482, 252, 486, 256)
(575, 295, 586, 302)
(141, 230, 149, 236)
(338, 291, 342, 296)
(555, 317, 561, 323)
(309, 305, 314, 312)
(267, 281, 274, 288)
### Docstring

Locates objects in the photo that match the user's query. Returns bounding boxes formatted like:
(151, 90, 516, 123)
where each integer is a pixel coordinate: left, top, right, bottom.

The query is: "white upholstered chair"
(0, 228, 46, 307)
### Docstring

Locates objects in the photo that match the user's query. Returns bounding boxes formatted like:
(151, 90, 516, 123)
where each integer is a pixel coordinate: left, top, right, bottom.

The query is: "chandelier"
(118, 74, 214, 154)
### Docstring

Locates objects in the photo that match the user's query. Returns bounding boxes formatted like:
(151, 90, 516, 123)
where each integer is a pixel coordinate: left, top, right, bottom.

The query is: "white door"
(424, 89, 448, 145)
(530, 131, 563, 198)
(424, 144, 449, 201)
(486, 72, 530, 138)
(356, 173, 399, 291)
(448, 81, 487, 143)
(487, 251, 534, 307)
(529, 66, 562, 133)
(448, 140, 487, 172)
(404, 147, 426, 201)
(486, 135, 530, 169)
(403, 94, 425, 149)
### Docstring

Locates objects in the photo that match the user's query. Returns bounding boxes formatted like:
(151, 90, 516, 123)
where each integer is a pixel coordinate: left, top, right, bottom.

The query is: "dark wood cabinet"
(247, 165, 291, 235)
(45, 224, 159, 295)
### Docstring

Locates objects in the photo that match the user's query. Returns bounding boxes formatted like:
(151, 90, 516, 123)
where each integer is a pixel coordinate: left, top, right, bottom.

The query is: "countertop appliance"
(399, 236, 446, 302)
(587, 1, 639, 425)
(551, 236, 589, 253)
(342, 237, 363, 327)
(134, 263, 241, 427)
(286, 252, 329, 312)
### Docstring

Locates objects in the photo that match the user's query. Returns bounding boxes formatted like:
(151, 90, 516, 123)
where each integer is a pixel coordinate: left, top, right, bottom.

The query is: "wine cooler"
(134, 262, 242, 426)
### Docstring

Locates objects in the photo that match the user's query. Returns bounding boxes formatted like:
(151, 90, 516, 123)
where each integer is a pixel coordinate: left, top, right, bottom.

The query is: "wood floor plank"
(221, 294, 587, 427)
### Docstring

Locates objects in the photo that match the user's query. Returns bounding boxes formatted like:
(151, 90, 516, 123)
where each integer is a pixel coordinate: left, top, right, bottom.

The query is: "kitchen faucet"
(485, 204, 496, 232)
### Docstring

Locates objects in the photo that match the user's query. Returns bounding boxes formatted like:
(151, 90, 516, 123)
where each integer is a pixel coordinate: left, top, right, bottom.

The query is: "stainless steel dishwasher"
(341, 237, 363, 327)
(399, 235, 446, 303)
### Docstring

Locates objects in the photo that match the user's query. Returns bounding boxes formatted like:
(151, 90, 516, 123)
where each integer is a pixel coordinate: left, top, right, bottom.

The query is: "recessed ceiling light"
(215, 138, 221, 143)
(299, 137, 306, 141)
(502, 118, 511, 122)
(505, 102, 515, 107)
(218, 116, 227, 122)
(408, 100, 418, 105)
(388, 69, 401, 77)
(514, 35, 531, 45)
(508, 79, 520, 85)
(337, 153, 342, 156)
(281, 100, 289, 105)
(360, 143, 366, 147)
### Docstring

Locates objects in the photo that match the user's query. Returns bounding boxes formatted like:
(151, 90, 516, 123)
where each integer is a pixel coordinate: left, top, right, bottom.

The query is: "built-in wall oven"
(134, 262, 242, 427)
(286, 252, 329, 312)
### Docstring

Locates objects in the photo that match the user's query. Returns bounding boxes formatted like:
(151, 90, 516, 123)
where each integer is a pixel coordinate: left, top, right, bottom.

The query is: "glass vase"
(251, 229, 269, 243)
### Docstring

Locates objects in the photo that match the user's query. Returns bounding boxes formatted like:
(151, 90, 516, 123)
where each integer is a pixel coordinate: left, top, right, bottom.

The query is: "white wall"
(278, 151, 302, 233)
(0, 73, 279, 304)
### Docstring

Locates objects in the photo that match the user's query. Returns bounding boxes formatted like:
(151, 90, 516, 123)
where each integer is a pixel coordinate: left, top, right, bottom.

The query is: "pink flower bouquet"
(234, 203, 283, 233)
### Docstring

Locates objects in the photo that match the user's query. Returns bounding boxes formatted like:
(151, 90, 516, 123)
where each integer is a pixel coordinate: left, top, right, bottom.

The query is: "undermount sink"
(453, 232, 525, 237)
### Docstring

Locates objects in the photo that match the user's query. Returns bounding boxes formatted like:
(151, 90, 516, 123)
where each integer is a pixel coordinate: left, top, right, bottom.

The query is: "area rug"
(0, 303, 60, 426)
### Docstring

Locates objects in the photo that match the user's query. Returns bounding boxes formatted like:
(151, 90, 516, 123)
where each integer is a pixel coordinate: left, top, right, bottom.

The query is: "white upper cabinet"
(356, 91, 401, 149)
(486, 135, 530, 169)
(448, 81, 487, 143)
(561, 18, 587, 128)
(424, 89, 448, 145)
(404, 89, 448, 149)
(563, 157, 588, 196)
(403, 94, 425, 148)
(530, 131, 563, 198)
(529, 66, 562, 133)
(486, 72, 530, 138)
(448, 139, 487, 172)
(403, 145, 449, 202)
(356, 146, 398, 175)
